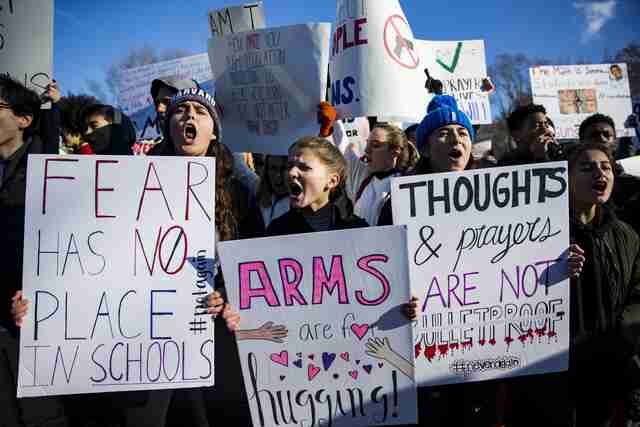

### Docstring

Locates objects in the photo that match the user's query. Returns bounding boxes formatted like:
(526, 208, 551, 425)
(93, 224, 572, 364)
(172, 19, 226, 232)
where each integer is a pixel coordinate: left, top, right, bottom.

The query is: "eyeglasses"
(0, 102, 12, 111)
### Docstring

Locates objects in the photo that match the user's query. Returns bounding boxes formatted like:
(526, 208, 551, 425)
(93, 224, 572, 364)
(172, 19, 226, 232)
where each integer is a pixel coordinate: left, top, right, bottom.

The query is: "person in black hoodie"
(565, 142, 640, 426)
(82, 104, 136, 155)
(265, 136, 368, 237)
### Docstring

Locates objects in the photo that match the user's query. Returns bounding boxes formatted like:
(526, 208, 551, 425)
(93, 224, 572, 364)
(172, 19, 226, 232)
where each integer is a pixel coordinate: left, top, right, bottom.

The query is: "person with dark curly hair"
(500, 103, 562, 166)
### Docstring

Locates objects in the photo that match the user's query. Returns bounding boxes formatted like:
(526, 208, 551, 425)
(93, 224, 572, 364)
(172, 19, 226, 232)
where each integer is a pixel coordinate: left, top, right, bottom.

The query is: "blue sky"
(54, 0, 639, 102)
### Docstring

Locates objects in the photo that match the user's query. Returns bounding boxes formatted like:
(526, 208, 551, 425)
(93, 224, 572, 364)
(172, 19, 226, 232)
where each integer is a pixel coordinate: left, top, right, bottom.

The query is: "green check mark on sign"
(436, 42, 463, 73)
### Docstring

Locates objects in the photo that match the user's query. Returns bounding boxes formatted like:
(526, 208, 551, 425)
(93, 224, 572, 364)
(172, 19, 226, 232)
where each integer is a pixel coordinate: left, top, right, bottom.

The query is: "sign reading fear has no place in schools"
(18, 155, 216, 397)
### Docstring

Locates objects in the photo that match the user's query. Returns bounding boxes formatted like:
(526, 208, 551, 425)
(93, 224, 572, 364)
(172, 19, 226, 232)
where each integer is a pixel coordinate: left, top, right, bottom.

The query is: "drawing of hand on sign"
(383, 15, 419, 69)
(237, 321, 289, 343)
(365, 337, 414, 380)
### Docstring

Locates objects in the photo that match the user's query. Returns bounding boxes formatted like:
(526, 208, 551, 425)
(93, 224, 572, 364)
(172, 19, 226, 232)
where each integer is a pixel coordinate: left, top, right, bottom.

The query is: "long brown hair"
(372, 123, 419, 172)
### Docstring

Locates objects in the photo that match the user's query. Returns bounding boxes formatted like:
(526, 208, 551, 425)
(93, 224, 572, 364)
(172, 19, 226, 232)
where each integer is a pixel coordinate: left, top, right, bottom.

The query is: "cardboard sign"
(209, 23, 331, 155)
(619, 156, 640, 178)
(391, 163, 571, 386)
(329, 0, 426, 122)
(208, 3, 266, 38)
(218, 226, 418, 426)
(117, 53, 214, 139)
(0, 0, 53, 98)
(530, 63, 633, 139)
(416, 40, 492, 125)
(18, 155, 216, 397)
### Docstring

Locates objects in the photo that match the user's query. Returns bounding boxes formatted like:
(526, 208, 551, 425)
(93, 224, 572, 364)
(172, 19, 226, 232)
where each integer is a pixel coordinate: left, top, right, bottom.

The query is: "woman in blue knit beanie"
(413, 94, 475, 173)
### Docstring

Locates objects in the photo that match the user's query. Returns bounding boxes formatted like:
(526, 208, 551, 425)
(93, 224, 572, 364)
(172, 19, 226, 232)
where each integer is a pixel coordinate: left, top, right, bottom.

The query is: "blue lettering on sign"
(331, 77, 357, 106)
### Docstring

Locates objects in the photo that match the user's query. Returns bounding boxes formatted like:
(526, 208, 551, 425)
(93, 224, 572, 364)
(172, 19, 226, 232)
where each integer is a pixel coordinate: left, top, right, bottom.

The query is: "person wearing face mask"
(82, 104, 137, 155)
(565, 143, 640, 426)
(265, 136, 368, 236)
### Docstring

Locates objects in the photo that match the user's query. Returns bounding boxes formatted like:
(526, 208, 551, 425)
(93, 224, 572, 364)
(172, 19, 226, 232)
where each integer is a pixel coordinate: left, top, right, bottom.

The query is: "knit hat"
(415, 95, 474, 153)
(150, 78, 198, 101)
(164, 87, 222, 142)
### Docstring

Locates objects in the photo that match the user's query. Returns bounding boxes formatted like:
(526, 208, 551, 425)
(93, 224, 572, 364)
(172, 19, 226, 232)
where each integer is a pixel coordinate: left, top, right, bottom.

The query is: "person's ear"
(326, 172, 340, 192)
(16, 113, 33, 131)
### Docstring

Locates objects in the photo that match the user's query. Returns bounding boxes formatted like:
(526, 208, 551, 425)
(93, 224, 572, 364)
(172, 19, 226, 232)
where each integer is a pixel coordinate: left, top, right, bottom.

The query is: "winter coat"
(265, 202, 368, 237)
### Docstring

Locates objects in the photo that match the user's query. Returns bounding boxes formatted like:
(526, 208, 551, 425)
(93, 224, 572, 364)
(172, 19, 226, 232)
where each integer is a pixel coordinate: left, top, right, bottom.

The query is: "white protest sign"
(341, 117, 370, 153)
(619, 156, 640, 177)
(117, 53, 214, 139)
(209, 23, 331, 155)
(391, 163, 571, 386)
(218, 227, 418, 426)
(18, 155, 216, 397)
(329, 0, 426, 122)
(416, 40, 492, 125)
(0, 0, 53, 96)
(530, 63, 633, 139)
(208, 2, 266, 38)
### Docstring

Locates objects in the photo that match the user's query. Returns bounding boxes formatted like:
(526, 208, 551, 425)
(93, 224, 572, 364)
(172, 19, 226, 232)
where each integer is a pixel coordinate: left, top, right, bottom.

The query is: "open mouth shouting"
(592, 179, 609, 197)
(448, 147, 464, 161)
(184, 123, 197, 143)
(289, 180, 304, 207)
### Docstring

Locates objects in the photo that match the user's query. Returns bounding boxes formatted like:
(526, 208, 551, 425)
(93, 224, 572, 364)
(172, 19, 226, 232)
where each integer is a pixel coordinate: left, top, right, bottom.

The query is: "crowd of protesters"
(1, 60, 640, 427)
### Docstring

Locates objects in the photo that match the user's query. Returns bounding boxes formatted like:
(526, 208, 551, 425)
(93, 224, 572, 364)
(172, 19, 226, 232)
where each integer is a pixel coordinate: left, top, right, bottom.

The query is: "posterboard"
(329, 0, 426, 122)
(416, 40, 492, 125)
(218, 227, 418, 426)
(117, 54, 214, 139)
(208, 2, 266, 38)
(18, 155, 216, 397)
(209, 23, 331, 155)
(391, 162, 571, 386)
(0, 0, 54, 97)
(530, 63, 633, 139)
(619, 156, 640, 177)
(341, 117, 370, 153)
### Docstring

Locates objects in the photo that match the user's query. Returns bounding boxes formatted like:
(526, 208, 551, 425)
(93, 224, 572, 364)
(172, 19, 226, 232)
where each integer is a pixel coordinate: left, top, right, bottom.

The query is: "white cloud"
(573, 1, 617, 42)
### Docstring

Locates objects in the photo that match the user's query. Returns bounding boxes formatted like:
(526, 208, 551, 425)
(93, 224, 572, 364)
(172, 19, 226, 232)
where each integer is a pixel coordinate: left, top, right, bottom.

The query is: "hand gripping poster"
(218, 226, 418, 426)
(18, 155, 216, 397)
(391, 163, 571, 386)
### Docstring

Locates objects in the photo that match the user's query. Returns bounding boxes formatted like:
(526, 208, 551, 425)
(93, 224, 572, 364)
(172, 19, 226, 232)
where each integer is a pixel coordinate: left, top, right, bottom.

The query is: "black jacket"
(265, 203, 368, 237)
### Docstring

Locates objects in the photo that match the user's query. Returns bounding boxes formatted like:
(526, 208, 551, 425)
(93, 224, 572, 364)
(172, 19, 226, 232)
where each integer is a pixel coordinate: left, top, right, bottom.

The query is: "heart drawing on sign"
(322, 352, 337, 371)
(350, 323, 370, 340)
(340, 352, 350, 362)
(270, 351, 288, 367)
(436, 42, 463, 73)
(349, 370, 359, 380)
(308, 364, 321, 381)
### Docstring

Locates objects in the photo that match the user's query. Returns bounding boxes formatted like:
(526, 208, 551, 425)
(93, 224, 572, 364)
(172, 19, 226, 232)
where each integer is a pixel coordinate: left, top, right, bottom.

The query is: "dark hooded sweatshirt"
(84, 112, 137, 155)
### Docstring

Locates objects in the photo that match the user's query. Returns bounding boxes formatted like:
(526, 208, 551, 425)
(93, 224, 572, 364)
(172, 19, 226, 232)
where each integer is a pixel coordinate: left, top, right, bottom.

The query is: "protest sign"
(208, 2, 266, 38)
(341, 117, 370, 153)
(209, 23, 331, 155)
(329, 0, 426, 122)
(619, 156, 640, 178)
(117, 54, 214, 139)
(391, 162, 571, 386)
(416, 40, 492, 125)
(218, 227, 418, 426)
(530, 63, 633, 139)
(18, 155, 216, 397)
(0, 0, 53, 98)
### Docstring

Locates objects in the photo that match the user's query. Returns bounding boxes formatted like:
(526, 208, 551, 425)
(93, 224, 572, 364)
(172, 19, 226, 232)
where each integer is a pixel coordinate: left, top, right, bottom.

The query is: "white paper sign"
(18, 155, 216, 397)
(0, 0, 53, 95)
(218, 227, 418, 426)
(619, 156, 640, 177)
(391, 163, 571, 386)
(329, 0, 426, 122)
(341, 117, 370, 153)
(117, 54, 214, 139)
(530, 63, 633, 139)
(208, 2, 266, 38)
(209, 23, 331, 155)
(416, 40, 492, 125)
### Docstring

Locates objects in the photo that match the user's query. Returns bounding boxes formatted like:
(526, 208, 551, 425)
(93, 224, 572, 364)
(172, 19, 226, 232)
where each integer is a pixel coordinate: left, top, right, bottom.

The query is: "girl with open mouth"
(565, 142, 640, 426)
(265, 136, 368, 236)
